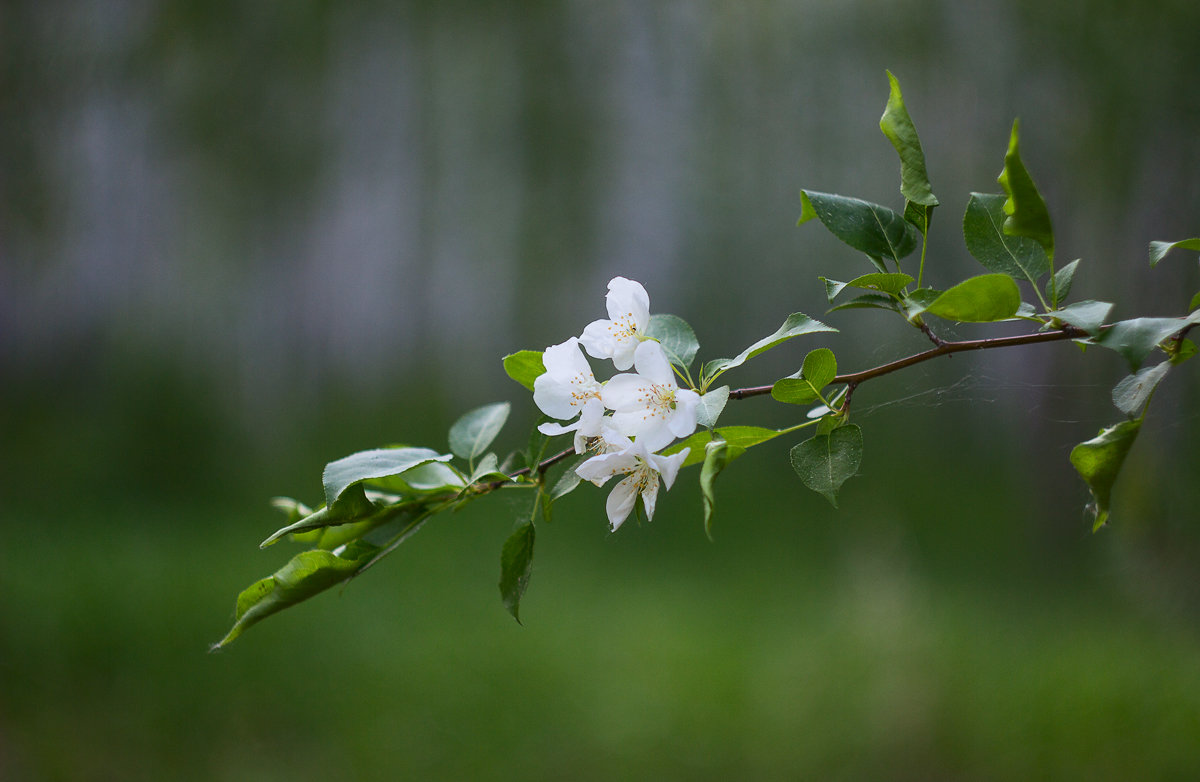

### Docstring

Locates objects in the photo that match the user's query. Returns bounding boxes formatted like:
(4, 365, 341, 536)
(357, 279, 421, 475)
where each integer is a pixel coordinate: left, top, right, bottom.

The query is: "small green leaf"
(1048, 300, 1113, 336)
(1149, 238, 1200, 267)
(466, 452, 510, 485)
(213, 547, 373, 650)
(827, 293, 899, 314)
(502, 351, 546, 391)
(449, 402, 511, 461)
(323, 447, 453, 508)
(664, 425, 787, 468)
(903, 201, 934, 235)
(789, 424, 863, 508)
(963, 193, 1051, 284)
(921, 274, 1021, 322)
(821, 273, 913, 301)
(997, 119, 1055, 261)
(646, 314, 700, 370)
(879, 70, 939, 210)
(798, 190, 920, 264)
(703, 312, 836, 382)
(696, 386, 730, 429)
(1112, 362, 1170, 419)
(901, 288, 942, 320)
(1094, 317, 1189, 371)
(772, 348, 838, 405)
(699, 439, 747, 539)
(1070, 419, 1142, 531)
(1049, 259, 1080, 308)
(499, 521, 535, 623)
(548, 457, 585, 502)
(1170, 338, 1197, 366)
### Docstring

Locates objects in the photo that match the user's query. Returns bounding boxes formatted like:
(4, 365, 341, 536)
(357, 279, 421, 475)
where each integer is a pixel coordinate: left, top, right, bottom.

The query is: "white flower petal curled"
(533, 337, 602, 421)
(575, 440, 690, 531)
(601, 341, 700, 452)
(579, 276, 651, 370)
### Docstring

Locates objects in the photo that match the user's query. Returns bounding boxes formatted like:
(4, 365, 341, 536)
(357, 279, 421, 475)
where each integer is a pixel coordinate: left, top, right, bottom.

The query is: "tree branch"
(727, 325, 1089, 401)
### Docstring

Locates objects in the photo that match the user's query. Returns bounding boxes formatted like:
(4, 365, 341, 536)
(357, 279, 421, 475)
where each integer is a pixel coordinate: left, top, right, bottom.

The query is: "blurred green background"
(4, 1, 1200, 779)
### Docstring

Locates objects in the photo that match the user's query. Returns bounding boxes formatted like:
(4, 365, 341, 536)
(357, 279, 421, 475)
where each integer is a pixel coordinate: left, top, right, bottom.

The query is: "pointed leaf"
(997, 119, 1055, 260)
(323, 447, 453, 508)
(821, 273, 913, 301)
(799, 190, 920, 263)
(449, 402, 511, 461)
(502, 351, 546, 391)
(1070, 419, 1141, 531)
(647, 313, 700, 370)
(499, 521, 535, 623)
(1094, 317, 1188, 371)
(879, 70, 939, 209)
(1049, 259, 1080, 308)
(789, 424, 863, 508)
(702, 312, 836, 382)
(963, 193, 1051, 284)
(772, 348, 837, 405)
(1112, 362, 1170, 419)
(827, 293, 899, 314)
(700, 439, 747, 539)
(212, 546, 373, 650)
(922, 274, 1021, 322)
(664, 425, 787, 467)
(696, 386, 730, 429)
(1048, 300, 1113, 336)
(548, 457, 585, 502)
(1149, 238, 1200, 267)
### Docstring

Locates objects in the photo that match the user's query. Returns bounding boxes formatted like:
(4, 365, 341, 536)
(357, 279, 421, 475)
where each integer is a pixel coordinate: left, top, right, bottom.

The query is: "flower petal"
(639, 473, 661, 520)
(606, 475, 640, 531)
(632, 340, 674, 385)
(649, 448, 689, 490)
(605, 277, 650, 330)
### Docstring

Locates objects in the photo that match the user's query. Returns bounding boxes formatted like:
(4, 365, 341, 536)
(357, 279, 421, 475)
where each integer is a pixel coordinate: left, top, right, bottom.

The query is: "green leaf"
(502, 351, 546, 391)
(789, 424, 863, 508)
(702, 312, 836, 382)
(1048, 300, 1112, 336)
(1070, 419, 1142, 531)
(963, 193, 1051, 284)
(1149, 238, 1200, 267)
(323, 447, 453, 509)
(696, 386, 730, 429)
(921, 274, 1021, 322)
(772, 348, 837, 405)
(664, 425, 787, 468)
(821, 273, 913, 302)
(370, 460, 466, 493)
(799, 190, 920, 264)
(1170, 338, 1197, 366)
(1191, 291, 1200, 312)
(499, 521, 535, 623)
(212, 547, 373, 650)
(827, 293, 900, 314)
(548, 457, 585, 502)
(997, 119, 1055, 261)
(466, 452, 510, 485)
(1048, 259, 1080, 308)
(879, 70, 939, 210)
(903, 201, 934, 235)
(647, 314, 700, 370)
(699, 439, 747, 540)
(1112, 362, 1170, 419)
(449, 402, 511, 461)
(901, 288, 942, 319)
(1094, 317, 1188, 371)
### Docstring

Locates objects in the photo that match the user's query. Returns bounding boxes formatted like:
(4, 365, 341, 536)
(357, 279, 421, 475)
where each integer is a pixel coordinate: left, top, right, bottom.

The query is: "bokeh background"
(4, 1, 1200, 779)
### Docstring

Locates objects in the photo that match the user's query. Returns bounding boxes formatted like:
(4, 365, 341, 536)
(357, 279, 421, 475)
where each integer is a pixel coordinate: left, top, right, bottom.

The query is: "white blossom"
(575, 439, 689, 531)
(579, 276, 651, 370)
(600, 340, 700, 453)
(532, 337, 602, 421)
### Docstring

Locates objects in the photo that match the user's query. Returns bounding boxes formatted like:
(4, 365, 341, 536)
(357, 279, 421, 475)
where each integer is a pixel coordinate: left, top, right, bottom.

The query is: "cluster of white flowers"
(533, 277, 696, 531)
